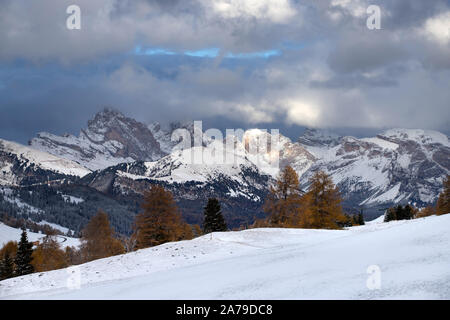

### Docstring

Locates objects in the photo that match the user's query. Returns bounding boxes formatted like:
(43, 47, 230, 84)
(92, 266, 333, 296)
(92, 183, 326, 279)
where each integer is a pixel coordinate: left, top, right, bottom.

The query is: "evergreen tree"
(14, 229, 34, 276)
(203, 198, 227, 234)
(0, 252, 15, 280)
(80, 210, 125, 262)
(402, 205, 414, 220)
(384, 207, 396, 222)
(358, 210, 365, 225)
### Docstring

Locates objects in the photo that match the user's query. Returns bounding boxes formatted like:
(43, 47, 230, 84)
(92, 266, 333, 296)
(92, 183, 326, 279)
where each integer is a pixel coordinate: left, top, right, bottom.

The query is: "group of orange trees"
(258, 167, 350, 229)
(1, 167, 448, 280)
(0, 186, 226, 280)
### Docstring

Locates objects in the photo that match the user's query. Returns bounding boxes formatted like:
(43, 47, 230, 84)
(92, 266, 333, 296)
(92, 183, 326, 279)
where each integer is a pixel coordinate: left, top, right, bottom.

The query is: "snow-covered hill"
(1, 214, 449, 299)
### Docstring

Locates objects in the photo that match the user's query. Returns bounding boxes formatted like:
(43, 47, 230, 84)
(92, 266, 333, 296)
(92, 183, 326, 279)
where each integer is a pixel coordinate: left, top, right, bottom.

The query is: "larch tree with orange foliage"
(436, 175, 449, 215)
(32, 235, 67, 272)
(416, 206, 436, 218)
(299, 171, 346, 229)
(263, 165, 304, 227)
(81, 210, 125, 262)
(134, 185, 188, 249)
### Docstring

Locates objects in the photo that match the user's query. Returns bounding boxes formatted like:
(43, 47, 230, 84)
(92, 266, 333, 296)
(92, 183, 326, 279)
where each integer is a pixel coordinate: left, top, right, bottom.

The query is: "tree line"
(385, 175, 450, 221)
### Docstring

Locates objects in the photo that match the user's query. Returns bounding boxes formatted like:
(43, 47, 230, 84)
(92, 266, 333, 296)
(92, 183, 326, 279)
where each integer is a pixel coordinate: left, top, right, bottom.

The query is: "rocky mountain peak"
(30, 109, 166, 170)
(298, 128, 342, 147)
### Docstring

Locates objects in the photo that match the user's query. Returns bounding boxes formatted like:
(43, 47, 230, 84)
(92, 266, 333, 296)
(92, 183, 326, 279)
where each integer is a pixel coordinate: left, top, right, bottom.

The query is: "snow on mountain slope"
(380, 128, 449, 147)
(18, 108, 450, 216)
(0, 138, 90, 186)
(1, 214, 449, 299)
(0, 223, 80, 248)
(100, 141, 272, 203)
(297, 128, 342, 147)
(30, 109, 165, 171)
(148, 120, 211, 155)
(143, 141, 258, 184)
(241, 129, 316, 177)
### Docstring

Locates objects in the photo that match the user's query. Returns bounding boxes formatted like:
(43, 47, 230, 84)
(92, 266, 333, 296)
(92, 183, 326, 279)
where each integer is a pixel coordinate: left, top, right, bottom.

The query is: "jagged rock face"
(148, 120, 211, 154)
(241, 129, 316, 177)
(30, 109, 166, 171)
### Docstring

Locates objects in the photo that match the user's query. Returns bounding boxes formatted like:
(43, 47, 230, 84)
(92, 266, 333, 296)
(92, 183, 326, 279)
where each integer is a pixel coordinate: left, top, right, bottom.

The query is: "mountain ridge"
(0, 109, 448, 231)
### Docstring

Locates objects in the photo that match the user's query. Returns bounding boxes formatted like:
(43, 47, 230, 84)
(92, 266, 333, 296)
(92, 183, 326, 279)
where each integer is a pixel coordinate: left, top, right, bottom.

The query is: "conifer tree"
(0, 241, 18, 260)
(81, 210, 125, 262)
(358, 211, 365, 225)
(14, 229, 34, 276)
(299, 171, 346, 229)
(0, 252, 15, 280)
(339, 214, 353, 228)
(193, 224, 203, 238)
(263, 165, 303, 227)
(402, 205, 414, 220)
(134, 185, 187, 249)
(384, 207, 397, 222)
(416, 206, 435, 218)
(32, 236, 68, 272)
(436, 175, 450, 215)
(203, 198, 227, 234)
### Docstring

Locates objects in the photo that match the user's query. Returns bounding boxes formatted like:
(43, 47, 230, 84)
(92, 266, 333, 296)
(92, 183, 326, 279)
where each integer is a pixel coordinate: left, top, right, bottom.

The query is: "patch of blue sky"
(184, 48, 220, 58)
(225, 49, 281, 59)
(133, 45, 282, 59)
(134, 46, 176, 56)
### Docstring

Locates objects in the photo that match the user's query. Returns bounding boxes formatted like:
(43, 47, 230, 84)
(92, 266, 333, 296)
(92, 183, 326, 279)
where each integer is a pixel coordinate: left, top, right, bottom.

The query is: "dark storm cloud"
(379, 0, 448, 30)
(310, 74, 397, 89)
(0, 0, 449, 143)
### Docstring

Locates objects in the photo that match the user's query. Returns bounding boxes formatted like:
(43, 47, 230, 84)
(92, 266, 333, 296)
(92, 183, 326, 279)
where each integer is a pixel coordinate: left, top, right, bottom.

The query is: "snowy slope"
(1, 214, 449, 300)
(0, 223, 80, 249)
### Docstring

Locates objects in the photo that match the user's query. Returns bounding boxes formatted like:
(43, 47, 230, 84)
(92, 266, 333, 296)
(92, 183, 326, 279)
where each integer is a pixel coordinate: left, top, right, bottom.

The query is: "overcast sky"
(0, 0, 449, 143)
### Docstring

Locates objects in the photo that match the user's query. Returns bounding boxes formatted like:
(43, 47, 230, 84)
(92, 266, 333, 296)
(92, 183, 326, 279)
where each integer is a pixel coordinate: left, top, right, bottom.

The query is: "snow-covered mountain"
(3, 109, 448, 223)
(2, 214, 449, 299)
(297, 128, 343, 147)
(298, 129, 450, 212)
(148, 120, 211, 155)
(0, 138, 90, 186)
(30, 109, 214, 171)
(30, 109, 166, 171)
(81, 141, 272, 226)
